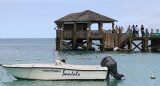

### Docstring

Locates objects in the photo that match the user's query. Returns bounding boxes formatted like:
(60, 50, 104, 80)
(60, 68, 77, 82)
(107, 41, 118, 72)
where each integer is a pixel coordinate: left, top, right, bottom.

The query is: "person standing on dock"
(128, 25, 131, 31)
(121, 26, 124, 33)
(141, 25, 144, 37)
(115, 25, 118, 33)
(118, 26, 121, 33)
(132, 25, 136, 37)
(156, 28, 159, 36)
(136, 25, 139, 37)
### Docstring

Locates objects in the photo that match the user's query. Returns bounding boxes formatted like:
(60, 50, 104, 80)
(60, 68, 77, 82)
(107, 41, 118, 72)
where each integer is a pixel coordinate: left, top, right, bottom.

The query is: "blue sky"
(0, 0, 160, 38)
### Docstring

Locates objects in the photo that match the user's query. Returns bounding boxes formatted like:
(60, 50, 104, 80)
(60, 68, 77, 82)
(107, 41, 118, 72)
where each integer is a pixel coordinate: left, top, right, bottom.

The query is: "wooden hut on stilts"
(55, 10, 118, 51)
(55, 10, 117, 50)
(55, 10, 133, 51)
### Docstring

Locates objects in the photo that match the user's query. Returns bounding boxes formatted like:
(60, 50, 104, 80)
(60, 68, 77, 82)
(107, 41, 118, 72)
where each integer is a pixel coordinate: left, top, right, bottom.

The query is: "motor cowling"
(101, 56, 124, 80)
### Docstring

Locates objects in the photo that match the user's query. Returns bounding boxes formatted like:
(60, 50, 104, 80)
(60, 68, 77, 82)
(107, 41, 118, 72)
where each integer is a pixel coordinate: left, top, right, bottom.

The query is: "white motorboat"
(2, 64, 108, 80)
(2, 52, 124, 80)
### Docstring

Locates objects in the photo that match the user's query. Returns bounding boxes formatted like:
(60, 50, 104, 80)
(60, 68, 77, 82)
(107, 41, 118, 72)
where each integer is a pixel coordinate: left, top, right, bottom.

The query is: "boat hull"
(3, 65, 108, 80)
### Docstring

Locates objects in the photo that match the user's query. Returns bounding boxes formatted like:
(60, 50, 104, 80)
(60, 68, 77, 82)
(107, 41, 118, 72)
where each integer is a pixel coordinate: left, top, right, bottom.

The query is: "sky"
(0, 0, 160, 38)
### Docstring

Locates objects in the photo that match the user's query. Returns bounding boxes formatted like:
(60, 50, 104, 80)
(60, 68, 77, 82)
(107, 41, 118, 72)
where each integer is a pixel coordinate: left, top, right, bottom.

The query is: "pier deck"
(56, 29, 160, 52)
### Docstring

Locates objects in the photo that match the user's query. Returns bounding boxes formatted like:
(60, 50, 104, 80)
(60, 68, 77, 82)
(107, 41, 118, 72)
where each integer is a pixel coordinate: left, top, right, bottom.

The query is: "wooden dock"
(56, 28, 160, 52)
(55, 10, 160, 52)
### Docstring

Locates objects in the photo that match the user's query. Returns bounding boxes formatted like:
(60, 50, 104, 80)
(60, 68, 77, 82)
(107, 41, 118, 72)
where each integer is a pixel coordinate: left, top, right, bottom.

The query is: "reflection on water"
(2, 79, 123, 86)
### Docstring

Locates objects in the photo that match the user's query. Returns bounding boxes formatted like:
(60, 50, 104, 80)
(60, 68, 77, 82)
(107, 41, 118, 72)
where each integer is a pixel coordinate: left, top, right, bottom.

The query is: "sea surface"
(0, 38, 160, 86)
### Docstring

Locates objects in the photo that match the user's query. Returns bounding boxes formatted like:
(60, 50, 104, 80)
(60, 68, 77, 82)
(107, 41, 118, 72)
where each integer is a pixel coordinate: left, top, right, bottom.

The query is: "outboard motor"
(101, 56, 124, 80)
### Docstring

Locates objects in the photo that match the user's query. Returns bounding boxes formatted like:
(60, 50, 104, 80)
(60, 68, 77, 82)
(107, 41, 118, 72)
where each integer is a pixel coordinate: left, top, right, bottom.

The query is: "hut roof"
(55, 10, 117, 23)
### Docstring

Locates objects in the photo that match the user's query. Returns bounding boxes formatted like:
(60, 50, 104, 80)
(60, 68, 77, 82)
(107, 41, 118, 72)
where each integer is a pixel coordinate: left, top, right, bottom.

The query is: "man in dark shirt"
(141, 25, 144, 37)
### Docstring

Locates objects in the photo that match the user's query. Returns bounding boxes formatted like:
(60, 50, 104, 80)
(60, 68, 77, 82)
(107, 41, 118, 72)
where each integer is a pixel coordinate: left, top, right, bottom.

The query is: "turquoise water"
(0, 38, 160, 86)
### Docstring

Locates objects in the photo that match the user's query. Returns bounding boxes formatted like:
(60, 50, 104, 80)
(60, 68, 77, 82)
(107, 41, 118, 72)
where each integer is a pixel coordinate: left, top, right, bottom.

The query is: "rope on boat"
(26, 64, 34, 79)
(7, 72, 14, 81)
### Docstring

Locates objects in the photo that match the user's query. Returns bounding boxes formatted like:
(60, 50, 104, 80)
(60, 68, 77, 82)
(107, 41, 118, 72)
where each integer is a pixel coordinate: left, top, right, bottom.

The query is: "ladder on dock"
(118, 30, 132, 49)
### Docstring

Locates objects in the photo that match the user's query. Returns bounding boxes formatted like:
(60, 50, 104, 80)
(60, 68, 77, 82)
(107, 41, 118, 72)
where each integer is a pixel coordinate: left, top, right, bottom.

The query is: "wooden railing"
(63, 30, 73, 39)
(56, 30, 103, 39)
(90, 30, 103, 39)
(76, 30, 87, 39)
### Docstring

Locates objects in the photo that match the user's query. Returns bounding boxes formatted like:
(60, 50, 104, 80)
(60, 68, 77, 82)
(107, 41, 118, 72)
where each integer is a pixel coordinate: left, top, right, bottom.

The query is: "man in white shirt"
(136, 25, 139, 37)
